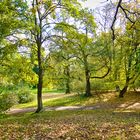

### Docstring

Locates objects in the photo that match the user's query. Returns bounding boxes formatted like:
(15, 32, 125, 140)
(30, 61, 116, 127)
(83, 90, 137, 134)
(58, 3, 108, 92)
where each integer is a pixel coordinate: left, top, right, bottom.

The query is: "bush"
(91, 81, 104, 92)
(17, 89, 34, 104)
(70, 79, 85, 94)
(0, 92, 18, 113)
(91, 80, 122, 92)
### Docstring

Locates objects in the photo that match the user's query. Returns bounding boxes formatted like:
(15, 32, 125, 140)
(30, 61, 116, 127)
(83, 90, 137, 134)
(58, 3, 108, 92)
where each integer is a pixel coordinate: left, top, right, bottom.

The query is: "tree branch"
(111, 0, 122, 40)
(90, 66, 110, 79)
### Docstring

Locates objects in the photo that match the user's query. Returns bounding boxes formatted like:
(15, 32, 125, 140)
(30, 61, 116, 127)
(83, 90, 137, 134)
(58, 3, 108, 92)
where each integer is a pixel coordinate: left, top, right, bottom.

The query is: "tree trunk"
(65, 81, 70, 94)
(85, 70, 91, 97)
(119, 85, 128, 98)
(65, 67, 70, 94)
(65, 66, 70, 94)
(119, 77, 129, 98)
(36, 69, 43, 113)
(36, 41, 43, 113)
(119, 74, 130, 98)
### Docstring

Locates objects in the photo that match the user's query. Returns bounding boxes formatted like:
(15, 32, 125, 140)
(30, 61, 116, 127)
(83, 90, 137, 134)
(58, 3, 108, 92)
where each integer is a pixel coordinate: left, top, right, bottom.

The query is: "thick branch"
(90, 67, 110, 79)
(120, 5, 135, 24)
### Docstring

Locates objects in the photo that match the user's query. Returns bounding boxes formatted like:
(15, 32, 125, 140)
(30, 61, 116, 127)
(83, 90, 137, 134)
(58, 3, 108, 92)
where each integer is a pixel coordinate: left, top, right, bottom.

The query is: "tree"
(10, 0, 86, 112)
(116, 21, 140, 97)
(55, 8, 112, 96)
(54, 9, 96, 96)
(49, 43, 74, 94)
(0, 0, 29, 85)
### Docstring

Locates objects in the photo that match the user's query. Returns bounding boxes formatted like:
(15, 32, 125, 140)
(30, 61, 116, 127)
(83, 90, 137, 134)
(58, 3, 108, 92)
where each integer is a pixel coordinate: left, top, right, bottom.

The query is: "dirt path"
(8, 102, 140, 114)
(7, 93, 101, 114)
(7, 92, 140, 114)
(7, 105, 101, 114)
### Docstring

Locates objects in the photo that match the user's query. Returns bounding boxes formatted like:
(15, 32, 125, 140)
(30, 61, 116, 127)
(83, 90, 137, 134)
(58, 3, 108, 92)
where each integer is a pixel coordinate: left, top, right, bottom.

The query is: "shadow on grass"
(43, 94, 92, 107)
(1, 109, 140, 125)
(98, 91, 140, 111)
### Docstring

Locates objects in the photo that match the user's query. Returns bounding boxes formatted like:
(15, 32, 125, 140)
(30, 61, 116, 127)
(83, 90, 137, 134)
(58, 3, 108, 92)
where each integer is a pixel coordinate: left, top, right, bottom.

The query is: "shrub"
(17, 89, 34, 104)
(91, 81, 104, 92)
(71, 80, 85, 94)
(0, 92, 18, 113)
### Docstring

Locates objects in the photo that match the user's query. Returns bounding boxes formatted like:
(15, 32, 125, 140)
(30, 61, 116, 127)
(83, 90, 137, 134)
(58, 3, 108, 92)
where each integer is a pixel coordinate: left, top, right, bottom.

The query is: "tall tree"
(11, 0, 85, 112)
(116, 21, 140, 97)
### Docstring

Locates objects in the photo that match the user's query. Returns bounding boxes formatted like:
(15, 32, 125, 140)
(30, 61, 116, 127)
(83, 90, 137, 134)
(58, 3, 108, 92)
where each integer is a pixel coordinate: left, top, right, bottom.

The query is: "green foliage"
(1, 53, 38, 85)
(0, 84, 18, 95)
(17, 89, 34, 104)
(91, 81, 104, 92)
(91, 80, 126, 92)
(71, 81, 85, 94)
(0, 83, 35, 105)
(0, 92, 17, 113)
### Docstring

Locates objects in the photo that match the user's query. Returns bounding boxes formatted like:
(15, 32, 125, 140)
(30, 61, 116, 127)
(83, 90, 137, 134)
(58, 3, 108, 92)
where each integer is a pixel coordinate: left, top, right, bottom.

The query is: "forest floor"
(0, 91, 140, 140)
